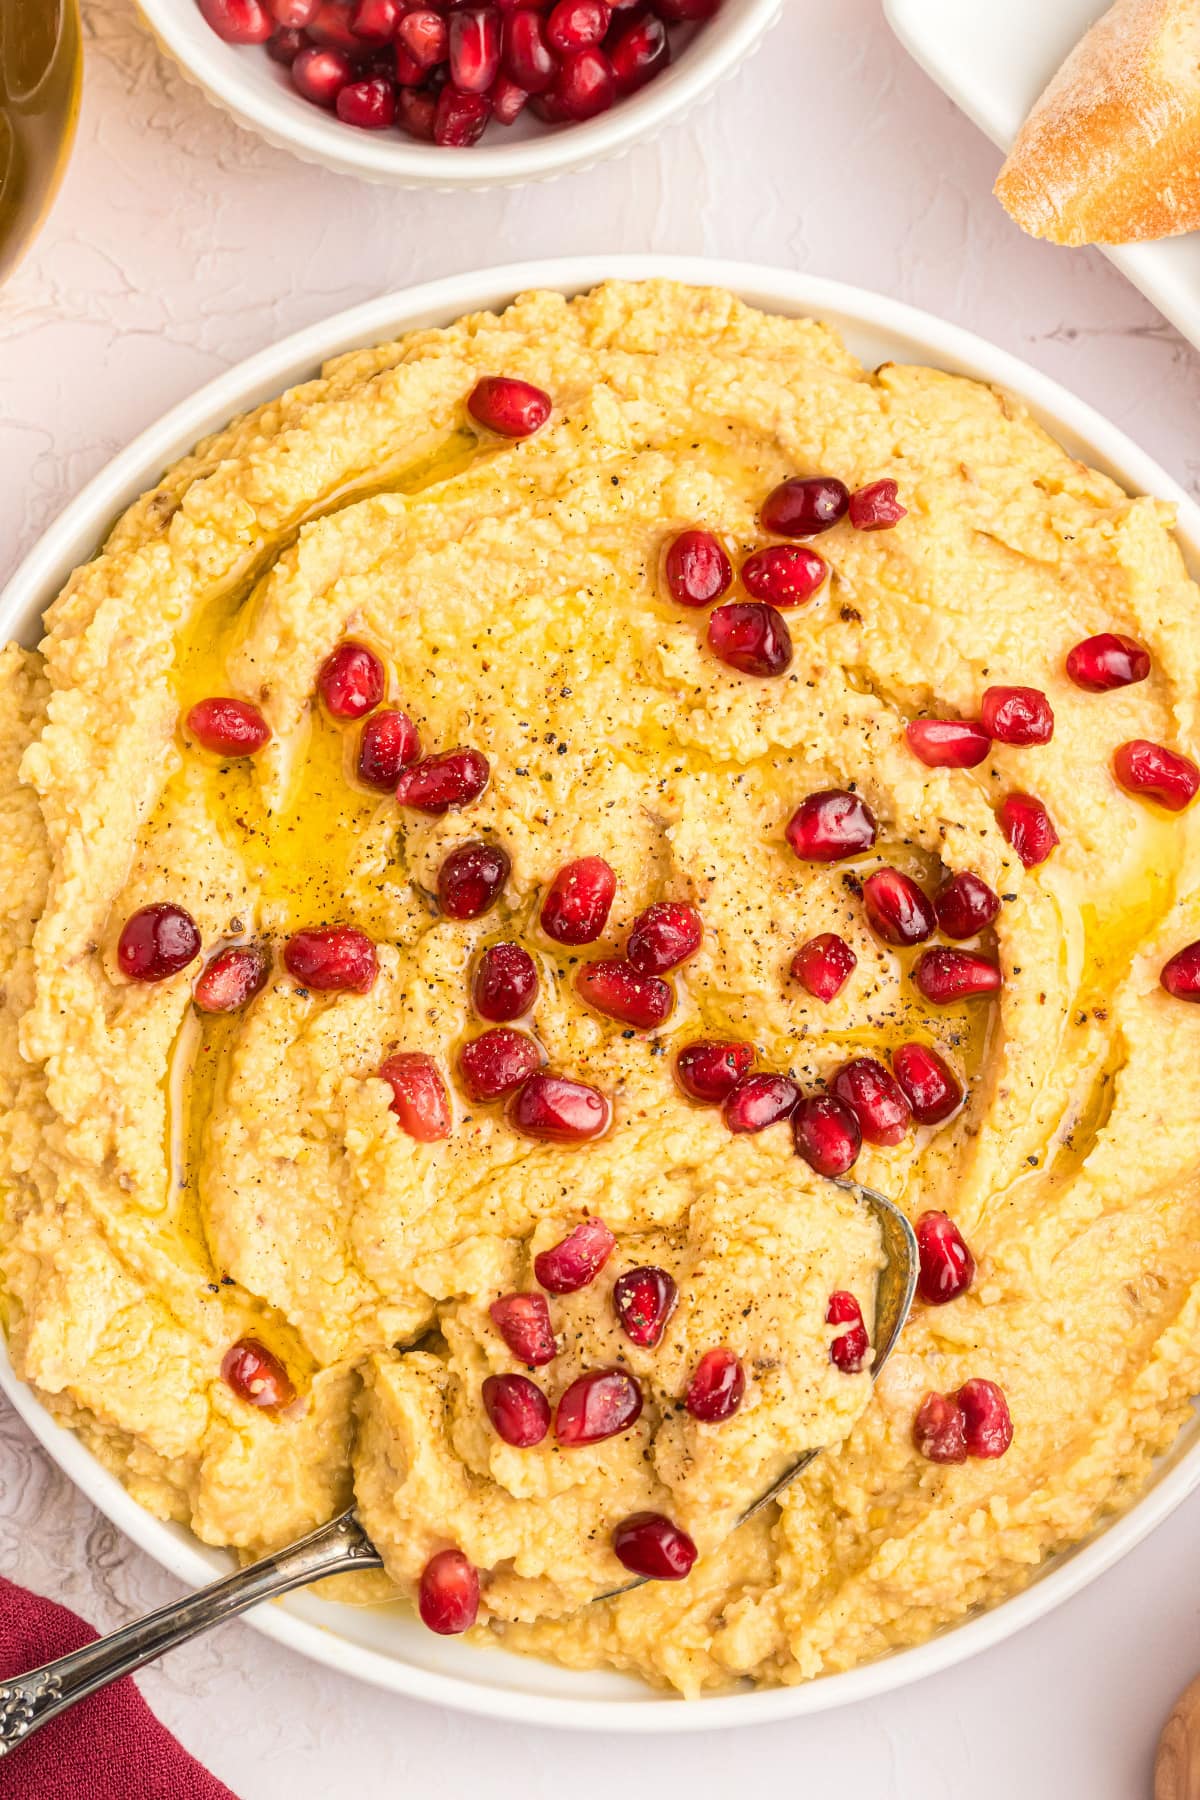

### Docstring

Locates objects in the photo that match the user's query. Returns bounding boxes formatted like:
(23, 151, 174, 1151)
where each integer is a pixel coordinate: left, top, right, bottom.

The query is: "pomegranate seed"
(508, 1072, 611, 1142)
(541, 856, 616, 944)
(467, 374, 552, 438)
(434, 85, 492, 144)
(955, 1377, 1013, 1458)
(790, 932, 856, 1001)
(861, 866, 936, 947)
(892, 1043, 962, 1125)
(193, 944, 270, 1013)
(912, 946, 1001, 1004)
(626, 901, 702, 974)
(612, 1513, 697, 1581)
(379, 1051, 453, 1142)
(613, 1266, 677, 1348)
(1113, 739, 1200, 811)
(291, 42, 354, 103)
(722, 1071, 800, 1134)
(267, 26, 308, 61)
(608, 9, 669, 91)
(1065, 632, 1150, 693)
(785, 788, 877, 862)
(915, 1210, 975, 1304)
(350, 0, 401, 37)
(284, 926, 377, 992)
(357, 709, 420, 789)
(792, 1092, 861, 1176)
(529, 89, 570, 123)
(685, 1347, 744, 1422)
(501, 10, 557, 92)
(437, 840, 510, 920)
(268, 0, 319, 25)
(491, 74, 528, 122)
(740, 544, 828, 608)
(674, 1038, 754, 1104)
(913, 1391, 967, 1464)
(998, 792, 1059, 867)
(707, 601, 793, 676)
(827, 1291, 869, 1372)
(934, 871, 1000, 939)
(663, 529, 733, 608)
(449, 6, 501, 89)
(848, 479, 906, 531)
(535, 1217, 615, 1292)
(576, 958, 673, 1030)
(980, 685, 1054, 747)
(198, 0, 273, 41)
(397, 8, 449, 65)
(551, 45, 616, 118)
(490, 1292, 556, 1365)
(221, 1338, 295, 1409)
(118, 904, 201, 982)
(473, 942, 538, 1021)
(1161, 940, 1200, 1001)
(418, 1549, 479, 1635)
(482, 1372, 550, 1446)
(830, 1057, 911, 1147)
(546, 0, 609, 50)
(318, 641, 384, 720)
(336, 75, 396, 126)
(555, 1368, 643, 1444)
(186, 697, 271, 757)
(305, 0, 360, 49)
(395, 748, 489, 814)
(458, 1027, 543, 1102)
(760, 475, 848, 538)
(904, 718, 991, 769)
(397, 87, 437, 140)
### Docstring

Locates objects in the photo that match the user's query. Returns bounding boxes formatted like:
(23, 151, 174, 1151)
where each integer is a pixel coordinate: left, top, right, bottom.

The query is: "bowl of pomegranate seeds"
(133, 0, 783, 184)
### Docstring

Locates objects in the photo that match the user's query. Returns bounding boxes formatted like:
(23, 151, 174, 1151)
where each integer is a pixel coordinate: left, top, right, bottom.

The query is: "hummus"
(4, 279, 1200, 1695)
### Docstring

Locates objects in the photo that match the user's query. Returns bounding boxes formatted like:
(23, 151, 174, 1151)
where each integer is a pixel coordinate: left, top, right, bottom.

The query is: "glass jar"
(0, 0, 81, 283)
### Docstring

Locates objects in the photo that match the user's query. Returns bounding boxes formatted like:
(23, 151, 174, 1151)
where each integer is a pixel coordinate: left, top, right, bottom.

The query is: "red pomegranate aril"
(674, 1038, 754, 1104)
(418, 1549, 479, 1635)
(473, 942, 539, 1021)
(357, 708, 420, 789)
(490, 1292, 557, 1366)
(467, 374, 552, 438)
(686, 1347, 745, 1422)
(1065, 632, 1150, 693)
(861, 866, 936, 947)
(915, 1210, 975, 1305)
(904, 718, 991, 769)
(912, 946, 1001, 1004)
(998, 792, 1059, 868)
(792, 1092, 861, 1177)
(397, 8, 449, 65)
(491, 74, 529, 122)
(608, 9, 669, 91)
(956, 1377, 1013, 1458)
(395, 748, 490, 814)
(305, 0, 360, 48)
(508, 1072, 611, 1142)
(199, 0, 273, 41)
(551, 45, 616, 118)
(663, 528, 733, 608)
(501, 10, 557, 91)
(980, 685, 1054, 747)
(848, 479, 906, 531)
(1161, 940, 1200, 1001)
(458, 1028, 543, 1103)
(785, 788, 877, 863)
(379, 1051, 453, 1142)
(827, 1291, 869, 1373)
(482, 1372, 551, 1447)
(284, 926, 377, 992)
(627, 901, 702, 975)
(434, 84, 492, 145)
(395, 47, 427, 85)
(336, 75, 396, 126)
(291, 42, 354, 103)
(576, 958, 673, 1030)
(612, 1513, 697, 1582)
(556, 1368, 643, 1445)
(913, 1391, 968, 1464)
(437, 839, 510, 920)
(194, 944, 270, 1014)
(318, 641, 385, 720)
(350, 0, 401, 37)
(934, 871, 1000, 939)
(723, 1071, 800, 1134)
(221, 1338, 295, 1409)
(118, 903, 201, 982)
(540, 856, 616, 944)
(267, 26, 308, 61)
(613, 1266, 677, 1348)
(535, 1218, 615, 1295)
(830, 1057, 912, 1147)
(892, 1043, 963, 1126)
(760, 475, 849, 539)
(790, 932, 856, 1002)
(397, 87, 437, 140)
(449, 6, 502, 90)
(268, 0, 318, 26)
(529, 89, 570, 123)
(1113, 739, 1200, 811)
(186, 696, 271, 756)
(546, 0, 609, 50)
(707, 601, 793, 676)
(740, 544, 828, 608)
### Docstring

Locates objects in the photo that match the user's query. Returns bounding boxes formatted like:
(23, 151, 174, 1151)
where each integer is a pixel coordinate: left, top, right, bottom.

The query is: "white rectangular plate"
(884, 0, 1200, 352)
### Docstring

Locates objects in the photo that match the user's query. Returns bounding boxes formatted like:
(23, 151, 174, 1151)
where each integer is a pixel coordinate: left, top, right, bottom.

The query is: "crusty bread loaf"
(995, 0, 1200, 245)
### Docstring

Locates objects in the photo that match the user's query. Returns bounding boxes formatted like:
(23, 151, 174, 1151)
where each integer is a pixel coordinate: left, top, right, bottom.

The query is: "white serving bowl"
(132, 0, 783, 188)
(5, 255, 1200, 1731)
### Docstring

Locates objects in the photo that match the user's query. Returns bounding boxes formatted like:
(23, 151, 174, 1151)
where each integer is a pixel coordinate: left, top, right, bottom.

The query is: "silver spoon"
(0, 1180, 915, 1754)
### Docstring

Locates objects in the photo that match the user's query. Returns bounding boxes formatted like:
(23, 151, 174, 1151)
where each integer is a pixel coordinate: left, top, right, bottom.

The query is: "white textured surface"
(3, 2, 1200, 1794)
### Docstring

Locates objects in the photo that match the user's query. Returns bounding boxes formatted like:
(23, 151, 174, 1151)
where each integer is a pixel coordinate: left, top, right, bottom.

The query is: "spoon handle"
(0, 1508, 381, 1758)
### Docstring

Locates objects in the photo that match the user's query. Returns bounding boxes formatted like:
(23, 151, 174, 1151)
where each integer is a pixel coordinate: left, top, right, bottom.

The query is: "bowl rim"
(132, 0, 785, 187)
(5, 253, 1200, 1732)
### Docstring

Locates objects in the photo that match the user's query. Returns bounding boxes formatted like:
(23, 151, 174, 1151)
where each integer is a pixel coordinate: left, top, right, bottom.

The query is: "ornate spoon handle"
(0, 1508, 381, 1757)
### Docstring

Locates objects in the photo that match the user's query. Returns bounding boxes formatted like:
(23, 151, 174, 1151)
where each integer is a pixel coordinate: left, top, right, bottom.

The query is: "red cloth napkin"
(0, 1577, 239, 1799)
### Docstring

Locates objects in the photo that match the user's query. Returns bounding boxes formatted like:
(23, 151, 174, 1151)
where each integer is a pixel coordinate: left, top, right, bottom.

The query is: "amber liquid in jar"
(0, 0, 80, 282)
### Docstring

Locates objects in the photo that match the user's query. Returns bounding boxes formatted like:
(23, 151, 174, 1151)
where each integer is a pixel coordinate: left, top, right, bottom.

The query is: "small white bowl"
(133, 0, 784, 189)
